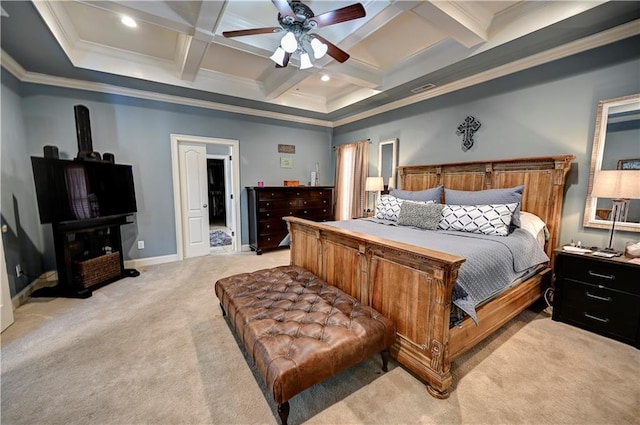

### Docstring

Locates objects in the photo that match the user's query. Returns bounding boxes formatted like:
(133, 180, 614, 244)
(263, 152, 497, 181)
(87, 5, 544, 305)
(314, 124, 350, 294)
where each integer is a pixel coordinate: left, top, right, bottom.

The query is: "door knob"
(203, 204, 208, 208)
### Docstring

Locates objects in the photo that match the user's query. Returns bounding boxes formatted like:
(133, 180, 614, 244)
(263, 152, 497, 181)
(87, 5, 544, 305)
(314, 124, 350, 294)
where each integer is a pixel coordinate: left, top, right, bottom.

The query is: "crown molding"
(0, 50, 332, 128)
(3, 20, 638, 131)
(333, 19, 640, 127)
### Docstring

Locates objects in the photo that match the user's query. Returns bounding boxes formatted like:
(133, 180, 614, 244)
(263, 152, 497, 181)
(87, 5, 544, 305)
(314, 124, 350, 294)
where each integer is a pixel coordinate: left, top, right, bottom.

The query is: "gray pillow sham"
(390, 185, 443, 203)
(444, 185, 524, 228)
(397, 202, 444, 230)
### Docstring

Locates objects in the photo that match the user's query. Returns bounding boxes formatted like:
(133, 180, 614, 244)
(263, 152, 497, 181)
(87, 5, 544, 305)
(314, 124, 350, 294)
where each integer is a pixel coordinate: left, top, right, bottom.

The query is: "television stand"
(32, 215, 138, 299)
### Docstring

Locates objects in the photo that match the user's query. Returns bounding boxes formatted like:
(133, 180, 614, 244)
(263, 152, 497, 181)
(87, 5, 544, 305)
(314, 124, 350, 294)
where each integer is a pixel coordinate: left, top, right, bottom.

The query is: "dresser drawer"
(257, 191, 289, 201)
(259, 199, 297, 211)
(557, 255, 640, 295)
(559, 279, 640, 341)
(295, 207, 331, 218)
(258, 219, 287, 235)
(257, 232, 288, 249)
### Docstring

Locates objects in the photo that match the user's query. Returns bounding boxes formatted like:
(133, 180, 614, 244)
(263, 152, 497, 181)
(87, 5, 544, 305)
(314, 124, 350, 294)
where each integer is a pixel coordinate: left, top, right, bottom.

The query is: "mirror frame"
(378, 138, 398, 190)
(583, 93, 640, 233)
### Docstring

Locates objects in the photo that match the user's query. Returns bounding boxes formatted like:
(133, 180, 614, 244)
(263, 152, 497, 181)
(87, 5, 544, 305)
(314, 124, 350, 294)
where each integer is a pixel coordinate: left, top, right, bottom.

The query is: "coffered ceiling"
(1, 1, 639, 125)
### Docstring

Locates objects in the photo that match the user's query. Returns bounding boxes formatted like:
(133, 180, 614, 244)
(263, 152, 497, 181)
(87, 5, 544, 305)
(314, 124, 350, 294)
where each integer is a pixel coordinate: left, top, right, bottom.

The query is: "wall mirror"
(378, 138, 398, 190)
(584, 93, 640, 233)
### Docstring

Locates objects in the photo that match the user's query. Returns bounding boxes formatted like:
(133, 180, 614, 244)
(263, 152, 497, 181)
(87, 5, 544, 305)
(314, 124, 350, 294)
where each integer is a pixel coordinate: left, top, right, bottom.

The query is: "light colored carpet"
(1, 250, 638, 425)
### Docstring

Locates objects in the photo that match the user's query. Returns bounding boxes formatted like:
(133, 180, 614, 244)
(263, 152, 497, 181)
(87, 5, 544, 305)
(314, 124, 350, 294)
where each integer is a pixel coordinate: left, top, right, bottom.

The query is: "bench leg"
(277, 401, 290, 425)
(219, 303, 226, 316)
(381, 349, 390, 372)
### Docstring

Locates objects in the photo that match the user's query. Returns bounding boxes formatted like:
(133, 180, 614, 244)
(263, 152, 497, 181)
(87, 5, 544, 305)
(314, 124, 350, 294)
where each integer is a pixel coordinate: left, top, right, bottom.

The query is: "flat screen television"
(31, 156, 137, 224)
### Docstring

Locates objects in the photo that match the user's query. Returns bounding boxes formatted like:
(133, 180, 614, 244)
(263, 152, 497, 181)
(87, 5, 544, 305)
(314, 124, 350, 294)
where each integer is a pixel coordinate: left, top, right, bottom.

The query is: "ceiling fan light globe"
(281, 32, 298, 53)
(300, 52, 313, 70)
(310, 38, 328, 59)
(270, 48, 286, 66)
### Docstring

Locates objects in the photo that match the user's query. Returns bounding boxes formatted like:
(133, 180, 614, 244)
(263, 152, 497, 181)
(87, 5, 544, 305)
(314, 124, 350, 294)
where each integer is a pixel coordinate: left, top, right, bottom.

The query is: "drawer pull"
(584, 312, 610, 323)
(587, 270, 615, 280)
(585, 292, 611, 302)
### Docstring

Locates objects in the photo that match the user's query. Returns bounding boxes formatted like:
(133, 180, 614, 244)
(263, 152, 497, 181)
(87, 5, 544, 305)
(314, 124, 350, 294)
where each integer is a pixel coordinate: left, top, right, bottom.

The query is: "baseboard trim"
(124, 254, 179, 269)
(11, 272, 57, 309)
(11, 252, 231, 308)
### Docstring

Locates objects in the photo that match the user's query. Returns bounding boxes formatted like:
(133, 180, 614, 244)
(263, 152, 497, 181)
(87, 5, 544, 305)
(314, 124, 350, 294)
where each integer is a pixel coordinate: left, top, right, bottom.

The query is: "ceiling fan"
(222, 0, 366, 69)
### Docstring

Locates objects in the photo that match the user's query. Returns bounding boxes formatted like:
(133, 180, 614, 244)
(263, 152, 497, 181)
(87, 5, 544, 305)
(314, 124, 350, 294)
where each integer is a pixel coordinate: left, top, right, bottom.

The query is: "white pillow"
(520, 211, 549, 247)
(375, 195, 433, 222)
(439, 203, 518, 236)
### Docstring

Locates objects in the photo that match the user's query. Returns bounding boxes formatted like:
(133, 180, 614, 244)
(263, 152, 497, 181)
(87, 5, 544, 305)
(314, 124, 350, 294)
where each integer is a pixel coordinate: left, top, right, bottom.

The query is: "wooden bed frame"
(284, 155, 574, 398)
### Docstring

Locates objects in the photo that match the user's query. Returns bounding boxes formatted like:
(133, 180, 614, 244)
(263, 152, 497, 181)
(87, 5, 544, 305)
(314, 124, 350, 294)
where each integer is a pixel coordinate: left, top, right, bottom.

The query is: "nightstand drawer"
(559, 280, 640, 341)
(558, 255, 639, 295)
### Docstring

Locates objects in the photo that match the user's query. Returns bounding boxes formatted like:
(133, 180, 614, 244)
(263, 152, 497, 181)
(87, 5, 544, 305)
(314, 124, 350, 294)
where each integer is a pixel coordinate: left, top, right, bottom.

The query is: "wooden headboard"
(398, 155, 575, 259)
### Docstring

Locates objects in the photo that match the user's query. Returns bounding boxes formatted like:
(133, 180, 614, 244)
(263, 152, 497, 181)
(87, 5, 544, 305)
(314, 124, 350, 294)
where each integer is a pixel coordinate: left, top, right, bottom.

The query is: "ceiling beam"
(176, 1, 227, 81)
(260, 65, 311, 100)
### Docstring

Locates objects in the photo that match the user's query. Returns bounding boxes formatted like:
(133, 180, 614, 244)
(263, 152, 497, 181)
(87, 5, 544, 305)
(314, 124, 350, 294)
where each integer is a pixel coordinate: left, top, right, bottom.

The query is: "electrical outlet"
(15, 264, 23, 277)
(138, 240, 145, 249)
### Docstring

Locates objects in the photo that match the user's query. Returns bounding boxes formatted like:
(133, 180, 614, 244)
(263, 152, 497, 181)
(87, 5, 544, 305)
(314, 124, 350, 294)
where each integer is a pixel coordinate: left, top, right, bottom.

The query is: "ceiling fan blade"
(313, 34, 350, 63)
(276, 52, 291, 68)
(222, 27, 281, 38)
(272, 0, 295, 19)
(309, 3, 366, 28)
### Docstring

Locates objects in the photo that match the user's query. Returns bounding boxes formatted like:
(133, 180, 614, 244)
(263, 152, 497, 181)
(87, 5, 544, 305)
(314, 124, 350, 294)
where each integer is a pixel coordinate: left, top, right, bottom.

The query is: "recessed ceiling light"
(121, 16, 137, 28)
(320, 75, 330, 82)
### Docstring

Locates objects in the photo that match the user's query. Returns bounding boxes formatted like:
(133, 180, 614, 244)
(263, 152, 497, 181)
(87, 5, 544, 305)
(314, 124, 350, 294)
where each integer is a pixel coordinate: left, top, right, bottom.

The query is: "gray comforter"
(327, 218, 549, 324)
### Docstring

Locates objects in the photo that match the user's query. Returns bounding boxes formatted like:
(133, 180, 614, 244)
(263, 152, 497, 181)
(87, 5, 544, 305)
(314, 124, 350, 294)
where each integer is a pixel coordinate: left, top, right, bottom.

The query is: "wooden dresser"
(247, 186, 333, 254)
(553, 249, 640, 348)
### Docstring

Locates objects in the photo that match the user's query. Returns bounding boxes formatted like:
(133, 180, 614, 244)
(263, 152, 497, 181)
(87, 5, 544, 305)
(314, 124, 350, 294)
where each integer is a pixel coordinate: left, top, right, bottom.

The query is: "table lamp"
(591, 170, 640, 254)
(365, 176, 384, 215)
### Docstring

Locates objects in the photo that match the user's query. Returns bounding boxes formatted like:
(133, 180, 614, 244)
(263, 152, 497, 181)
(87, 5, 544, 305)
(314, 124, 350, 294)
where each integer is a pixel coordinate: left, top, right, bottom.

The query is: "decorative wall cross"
(457, 116, 481, 151)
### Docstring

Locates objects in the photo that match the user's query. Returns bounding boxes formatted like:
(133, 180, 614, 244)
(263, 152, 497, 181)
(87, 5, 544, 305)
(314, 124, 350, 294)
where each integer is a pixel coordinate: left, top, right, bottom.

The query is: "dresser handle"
(587, 270, 615, 280)
(585, 292, 611, 302)
(584, 312, 609, 323)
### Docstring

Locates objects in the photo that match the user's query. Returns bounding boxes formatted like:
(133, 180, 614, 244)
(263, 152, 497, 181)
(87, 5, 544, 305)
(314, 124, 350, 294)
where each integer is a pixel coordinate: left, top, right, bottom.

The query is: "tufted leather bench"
(214, 265, 396, 425)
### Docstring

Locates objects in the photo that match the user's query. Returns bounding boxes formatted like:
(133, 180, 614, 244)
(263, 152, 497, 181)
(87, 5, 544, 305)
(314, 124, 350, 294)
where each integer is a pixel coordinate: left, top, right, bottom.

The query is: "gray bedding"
(326, 218, 549, 324)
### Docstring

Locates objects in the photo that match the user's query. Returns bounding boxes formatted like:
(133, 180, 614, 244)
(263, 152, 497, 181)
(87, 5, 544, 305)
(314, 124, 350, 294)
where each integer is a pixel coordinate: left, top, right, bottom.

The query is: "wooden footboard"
(284, 155, 573, 398)
(285, 216, 466, 397)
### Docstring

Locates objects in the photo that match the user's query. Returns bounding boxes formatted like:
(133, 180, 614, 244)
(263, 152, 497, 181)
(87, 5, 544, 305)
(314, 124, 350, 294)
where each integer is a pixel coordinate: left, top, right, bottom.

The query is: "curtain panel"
(334, 140, 369, 220)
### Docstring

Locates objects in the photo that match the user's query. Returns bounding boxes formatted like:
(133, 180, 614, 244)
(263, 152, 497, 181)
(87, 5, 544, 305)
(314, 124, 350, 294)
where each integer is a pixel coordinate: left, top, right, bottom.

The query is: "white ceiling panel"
(3, 0, 636, 121)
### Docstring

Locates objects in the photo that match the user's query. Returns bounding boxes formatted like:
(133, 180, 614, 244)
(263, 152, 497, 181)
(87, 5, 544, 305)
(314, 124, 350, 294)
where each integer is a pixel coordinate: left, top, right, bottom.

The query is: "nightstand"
(552, 249, 640, 348)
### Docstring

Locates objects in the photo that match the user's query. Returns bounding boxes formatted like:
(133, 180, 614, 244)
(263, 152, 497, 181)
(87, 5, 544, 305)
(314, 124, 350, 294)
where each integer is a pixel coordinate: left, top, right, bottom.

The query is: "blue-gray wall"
(334, 57, 640, 252)
(1, 73, 331, 296)
(3, 50, 640, 298)
(1, 70, 46, 297)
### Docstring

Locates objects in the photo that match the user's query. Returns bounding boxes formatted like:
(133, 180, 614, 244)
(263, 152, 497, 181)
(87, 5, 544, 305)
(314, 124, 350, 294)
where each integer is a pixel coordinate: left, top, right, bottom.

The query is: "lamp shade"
(269, 47, 286, 66)
(365, 176, 384, 191)
(299, 52, 313, 70)
(281, 32, 298, 53)
(592, 170, 640, 199)
(387, 176, 395, 189)
(310, 37, 328, 59)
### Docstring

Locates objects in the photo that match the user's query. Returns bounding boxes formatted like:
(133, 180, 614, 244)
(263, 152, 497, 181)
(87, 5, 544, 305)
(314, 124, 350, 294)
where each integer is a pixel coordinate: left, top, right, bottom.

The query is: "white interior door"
(223, 154, 235, 248)
(179, 143, 210, 258)
(1, 239, 15, 332)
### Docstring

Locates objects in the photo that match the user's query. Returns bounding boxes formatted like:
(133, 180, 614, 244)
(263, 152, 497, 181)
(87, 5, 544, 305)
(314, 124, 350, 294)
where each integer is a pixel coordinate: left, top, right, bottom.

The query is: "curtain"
(334, 140, 369, 220)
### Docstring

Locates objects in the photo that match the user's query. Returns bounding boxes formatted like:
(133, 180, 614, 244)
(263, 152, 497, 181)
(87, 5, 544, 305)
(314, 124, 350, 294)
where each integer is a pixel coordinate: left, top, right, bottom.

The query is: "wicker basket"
(73, 251, 121, 288)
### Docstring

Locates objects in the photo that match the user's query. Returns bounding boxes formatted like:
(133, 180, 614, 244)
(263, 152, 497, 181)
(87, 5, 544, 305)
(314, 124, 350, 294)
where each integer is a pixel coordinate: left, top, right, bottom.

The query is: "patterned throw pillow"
(397, 202, 444, 230)
(375, 195, 433, 221)
(439, 203, 518, 236)
(444, 186, 524, 228)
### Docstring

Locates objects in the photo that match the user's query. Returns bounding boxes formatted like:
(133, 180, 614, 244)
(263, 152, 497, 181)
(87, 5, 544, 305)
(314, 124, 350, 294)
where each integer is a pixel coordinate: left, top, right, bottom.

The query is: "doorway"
(170, 134, 241, 259)
(207, 155, 233, 251)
